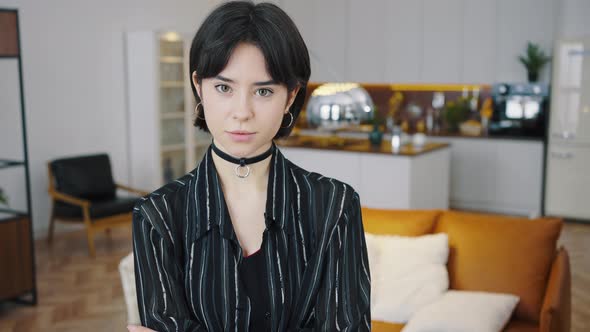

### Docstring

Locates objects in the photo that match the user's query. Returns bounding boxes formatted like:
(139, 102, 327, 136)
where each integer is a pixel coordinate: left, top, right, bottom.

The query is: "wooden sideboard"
(0, 216, 34, 300)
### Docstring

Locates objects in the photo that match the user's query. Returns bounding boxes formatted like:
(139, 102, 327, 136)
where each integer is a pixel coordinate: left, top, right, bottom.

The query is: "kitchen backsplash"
(300, 82, 493, 135)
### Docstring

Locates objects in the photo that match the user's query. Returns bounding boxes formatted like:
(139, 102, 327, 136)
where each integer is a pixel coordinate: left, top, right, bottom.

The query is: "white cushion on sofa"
(366, 232, 449, 324)
(401, 290, 520, 332)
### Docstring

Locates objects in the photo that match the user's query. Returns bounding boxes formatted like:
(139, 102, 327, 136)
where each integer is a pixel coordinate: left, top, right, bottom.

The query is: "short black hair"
(189, 0, 311, 139)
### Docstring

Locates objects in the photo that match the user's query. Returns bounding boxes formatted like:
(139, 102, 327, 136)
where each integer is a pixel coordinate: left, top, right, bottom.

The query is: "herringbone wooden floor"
(0, 226, 131, 332)
(0, 221, 588, 332)
(559, 221, 590, 332)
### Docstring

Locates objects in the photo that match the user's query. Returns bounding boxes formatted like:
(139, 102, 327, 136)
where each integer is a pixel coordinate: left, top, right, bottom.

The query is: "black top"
(131, 143, 371, 331)
(240, 246, 271, 331)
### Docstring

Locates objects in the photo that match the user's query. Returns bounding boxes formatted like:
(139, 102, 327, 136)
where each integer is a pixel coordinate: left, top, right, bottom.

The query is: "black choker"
(211, 141, 275, 178)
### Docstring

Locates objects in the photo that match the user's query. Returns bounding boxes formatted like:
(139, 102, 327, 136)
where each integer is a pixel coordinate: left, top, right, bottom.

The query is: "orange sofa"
(361, 208, 571, 332)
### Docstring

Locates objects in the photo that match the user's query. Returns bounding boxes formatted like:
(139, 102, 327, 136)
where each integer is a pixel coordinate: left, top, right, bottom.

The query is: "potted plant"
(0, 187, 7, 206)
(518, 41, 551, 82)
(442, 97, 470, 133)
(368, 106, 384, 147)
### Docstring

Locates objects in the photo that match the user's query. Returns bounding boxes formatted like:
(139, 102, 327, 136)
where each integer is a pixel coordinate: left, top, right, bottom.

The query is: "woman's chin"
(216, 139, 270, 158)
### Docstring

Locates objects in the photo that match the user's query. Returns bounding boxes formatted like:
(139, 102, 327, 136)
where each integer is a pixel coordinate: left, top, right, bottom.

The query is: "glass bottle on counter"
(431, 92, 445, 134)
(425, 107, 434, 133)
(391, 125, 402, 153)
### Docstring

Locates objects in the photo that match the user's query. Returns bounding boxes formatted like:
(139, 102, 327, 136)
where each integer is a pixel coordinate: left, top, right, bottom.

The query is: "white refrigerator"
(545, 37, 590, 221)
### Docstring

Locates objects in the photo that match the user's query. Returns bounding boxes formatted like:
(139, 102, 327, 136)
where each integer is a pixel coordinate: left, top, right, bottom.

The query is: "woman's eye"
(215, 84, 231, 93)
(256, 88, 273, 97)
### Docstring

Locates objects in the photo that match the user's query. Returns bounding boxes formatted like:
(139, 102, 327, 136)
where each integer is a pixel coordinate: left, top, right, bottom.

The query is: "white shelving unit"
(126, 30, 211, 192)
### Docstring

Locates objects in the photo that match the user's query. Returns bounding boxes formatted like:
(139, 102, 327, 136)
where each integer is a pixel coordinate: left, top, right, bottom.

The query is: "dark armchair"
(47, 153, 148, 257)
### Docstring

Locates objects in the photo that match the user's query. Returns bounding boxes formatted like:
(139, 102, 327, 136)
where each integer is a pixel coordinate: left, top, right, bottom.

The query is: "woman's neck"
(211, 142, 272, 195)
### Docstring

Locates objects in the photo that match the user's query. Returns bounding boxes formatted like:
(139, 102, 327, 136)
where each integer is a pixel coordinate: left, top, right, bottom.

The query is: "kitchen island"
(276, 135, 451, 210)
(281, 128, 544, 217)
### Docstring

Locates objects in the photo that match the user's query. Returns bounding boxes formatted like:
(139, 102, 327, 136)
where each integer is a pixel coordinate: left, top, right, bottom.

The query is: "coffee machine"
(489, 83, 550, 138)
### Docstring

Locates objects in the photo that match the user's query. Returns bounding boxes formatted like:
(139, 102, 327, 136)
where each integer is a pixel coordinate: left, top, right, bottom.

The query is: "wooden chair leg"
(47, 207, 56, 244)
(86, 227, 96, 258)
(83, 208, 96, 258)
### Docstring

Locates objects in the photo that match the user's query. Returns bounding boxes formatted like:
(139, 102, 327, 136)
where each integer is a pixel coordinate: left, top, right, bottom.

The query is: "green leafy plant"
(369, 105, 383, 127)
(0, 187, 7, 205)
(443, 97, 470, 132)
(368, 105, 384, 147)
(518, 41, 551, 82)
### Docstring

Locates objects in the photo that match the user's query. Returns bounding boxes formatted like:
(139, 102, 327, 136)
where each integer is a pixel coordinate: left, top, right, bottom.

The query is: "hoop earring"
(194, 102, 205, 120)
(280, 111, 293, 128)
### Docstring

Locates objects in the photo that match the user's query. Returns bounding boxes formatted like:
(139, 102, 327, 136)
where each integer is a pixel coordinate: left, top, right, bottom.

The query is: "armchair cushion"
(434, 210, 562, 323)
(50, 153, 116, 200)
(54, 196, 139, 219)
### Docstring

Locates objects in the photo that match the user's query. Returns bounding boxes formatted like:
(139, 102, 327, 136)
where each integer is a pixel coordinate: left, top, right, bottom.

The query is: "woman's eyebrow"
(253, 79, 278, 86)
(214, 75, 277, 86)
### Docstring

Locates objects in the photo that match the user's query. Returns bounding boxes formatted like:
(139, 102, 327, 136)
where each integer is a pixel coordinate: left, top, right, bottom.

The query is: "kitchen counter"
(292, 126, 545, 142)
(426, 131, 545, 142)
(276, 134, 450, 157)
(276, 134, 451, 210)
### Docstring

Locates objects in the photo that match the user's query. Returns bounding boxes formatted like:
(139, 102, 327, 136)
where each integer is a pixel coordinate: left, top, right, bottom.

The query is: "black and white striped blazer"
(132, 141, 371, 331)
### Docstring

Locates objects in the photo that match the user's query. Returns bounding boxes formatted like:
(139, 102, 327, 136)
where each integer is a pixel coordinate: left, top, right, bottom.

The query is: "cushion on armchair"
(54, 196, 139, 219)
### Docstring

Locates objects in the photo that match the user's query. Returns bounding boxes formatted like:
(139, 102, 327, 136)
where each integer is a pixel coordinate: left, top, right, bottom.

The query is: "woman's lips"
(227, 131, 256, 142)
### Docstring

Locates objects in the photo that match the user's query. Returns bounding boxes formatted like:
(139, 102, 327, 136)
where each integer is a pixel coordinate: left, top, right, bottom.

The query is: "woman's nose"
(232, 94, 254, 121)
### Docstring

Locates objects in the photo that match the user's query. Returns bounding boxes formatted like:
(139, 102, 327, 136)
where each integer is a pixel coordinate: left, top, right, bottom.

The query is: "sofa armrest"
(540, 247, 571, 332)
(119, 252, 141, 325)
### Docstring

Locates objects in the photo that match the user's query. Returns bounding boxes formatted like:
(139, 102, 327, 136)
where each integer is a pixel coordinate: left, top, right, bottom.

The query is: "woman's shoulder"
(132, 171, 197, 246)
(132, 171, 195, 220)
(286, 158, 359, 207)
(288, 161, 356, 195)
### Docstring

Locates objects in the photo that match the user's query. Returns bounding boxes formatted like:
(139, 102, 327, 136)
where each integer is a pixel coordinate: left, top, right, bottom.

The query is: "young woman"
(128, 1, 371, 331)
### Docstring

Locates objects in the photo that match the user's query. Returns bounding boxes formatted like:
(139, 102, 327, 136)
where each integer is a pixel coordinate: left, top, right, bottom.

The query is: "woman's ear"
(192, 71, 201, 99)
(285, 85, 301, 113)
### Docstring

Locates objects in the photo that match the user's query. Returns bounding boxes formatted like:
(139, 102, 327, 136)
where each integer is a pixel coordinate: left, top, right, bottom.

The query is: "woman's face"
(193, 42, 299, 158)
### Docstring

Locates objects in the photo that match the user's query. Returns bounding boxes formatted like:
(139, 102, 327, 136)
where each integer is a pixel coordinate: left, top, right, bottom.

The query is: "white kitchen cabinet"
(545, 145, 590, 219)
(283, 0, 348, 82)
(383, 0, 423, 83)
(278, 0, 557, 84)
(428, 137, 544, 217)
(549, 38, 590, 145)
(495, 0, 554, 82)
(279, 145, 450, 210)
(545, 37, 590, 220)
(360, 148, 450, 209)
(126, 30, 211, 192)
(276, 147, 362, 193)
(422, 0, 463, 83)
(462, 0, 496, 83)
(347, 0, 389, 82)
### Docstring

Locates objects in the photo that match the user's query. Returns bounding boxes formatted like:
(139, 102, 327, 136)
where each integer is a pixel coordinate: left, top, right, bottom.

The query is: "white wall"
(0, 0, 588, 240)
(0, 0, 222, 238)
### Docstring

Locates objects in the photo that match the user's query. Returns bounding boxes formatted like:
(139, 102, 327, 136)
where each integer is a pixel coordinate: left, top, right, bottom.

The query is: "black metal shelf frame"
(0, 8, 38, 306)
